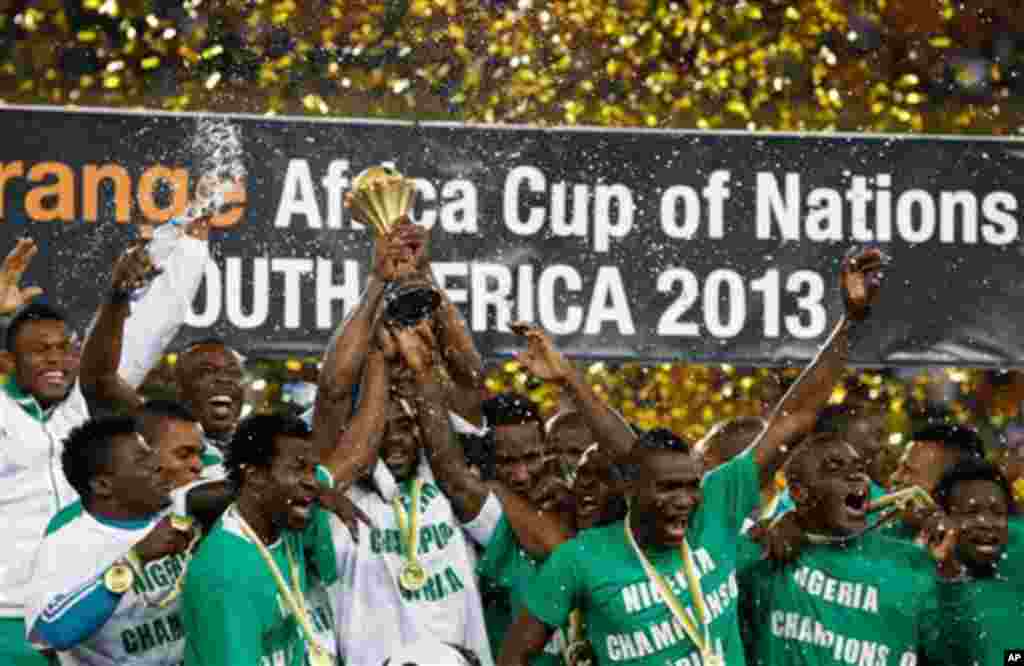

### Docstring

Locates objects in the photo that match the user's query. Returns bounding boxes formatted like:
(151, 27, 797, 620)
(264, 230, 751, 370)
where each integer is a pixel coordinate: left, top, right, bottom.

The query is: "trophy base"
(384, 283, 441, 329)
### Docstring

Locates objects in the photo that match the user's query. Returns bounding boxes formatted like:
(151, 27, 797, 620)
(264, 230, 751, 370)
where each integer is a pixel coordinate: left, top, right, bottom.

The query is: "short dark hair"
(697, 416, 766, 463)
(546, 410, 589, 436)
(483, 393, 544, 437)
(934, 459, 1014, 513)
(814, 404, 879, 435)
(61, 417, 139, 503)
(912, 424, 985, 461)
(783, 433, 852, 489)
(6, 303, 66, 352)
(621, 428, 693, 480)
(180, 336, 232, 353)
(225, 414, 312, 487)
(138, 400, 198, 445)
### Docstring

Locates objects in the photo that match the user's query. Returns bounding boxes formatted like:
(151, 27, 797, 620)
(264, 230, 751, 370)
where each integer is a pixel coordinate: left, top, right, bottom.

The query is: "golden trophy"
(345, 165, 441, 328)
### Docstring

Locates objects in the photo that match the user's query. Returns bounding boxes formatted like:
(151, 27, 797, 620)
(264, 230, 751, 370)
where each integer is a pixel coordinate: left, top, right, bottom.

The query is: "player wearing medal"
(322, 321, 496, 666)
(738, 434, 947, 666)
(181, 406, 382, 666)
(24, 417, 202, 666)
(76, 210, 238, 482)
(921, 459, 1023, 666)
(886, 423, 985, 543)
(182, 327, 388, 666)
(760, 405, 889, 525)
(498, 248, 885, 666)
(0, 233, 208, 666)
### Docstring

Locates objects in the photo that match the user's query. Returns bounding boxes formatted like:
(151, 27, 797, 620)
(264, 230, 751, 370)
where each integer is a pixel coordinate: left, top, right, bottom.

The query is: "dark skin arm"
(79, 245, 162, 412)
(431, 284, 485, 426)
(752, 248, 884, 488)
(320, 346, 391, 489)
(512, 321, 637, 460)
(400, 321, 490, 523)
(312, 277, 387, 450)
(399, 323, 569, 554)
(498, 610, 555, 666)
(312, 218, 427, 450)
(488, 482, 571, 559)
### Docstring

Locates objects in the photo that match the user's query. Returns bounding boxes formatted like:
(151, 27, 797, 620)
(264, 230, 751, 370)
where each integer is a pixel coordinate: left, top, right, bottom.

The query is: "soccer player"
(497, 248, 884, 666)
(0, 237, 195, 666)
(24, 417, 199, 665)
(181, 408, 379, 666)
(326, 323, 497, 666)
(545, 409, 596, 481)
(763, 405, 890, 523)
(739, 435, 943, 666)
(927, 459, 1023, 665)
(77, 217, 237, 480)
(136, 400, 204, 490)
(887, 423, 985, 542)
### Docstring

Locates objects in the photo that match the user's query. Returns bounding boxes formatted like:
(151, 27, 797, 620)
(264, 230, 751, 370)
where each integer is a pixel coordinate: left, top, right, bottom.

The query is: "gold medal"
(103, 563, 135, 594)
(170, 514, 193, 532)
(399, 561, 428, 592)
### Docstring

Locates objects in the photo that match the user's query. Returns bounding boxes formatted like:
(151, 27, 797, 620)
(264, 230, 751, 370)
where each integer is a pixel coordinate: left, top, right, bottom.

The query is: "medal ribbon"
(393, 479, 424, 567)
(624, 513, 715, 664)
(234, 506, 329, 665)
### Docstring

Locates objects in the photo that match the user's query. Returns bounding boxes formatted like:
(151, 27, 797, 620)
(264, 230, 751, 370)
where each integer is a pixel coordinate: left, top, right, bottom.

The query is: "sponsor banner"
(2, 105, 1023, 365)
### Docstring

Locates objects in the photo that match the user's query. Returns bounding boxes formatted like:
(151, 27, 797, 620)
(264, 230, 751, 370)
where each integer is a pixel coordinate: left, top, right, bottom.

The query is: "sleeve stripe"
(39, 578, 105, 624)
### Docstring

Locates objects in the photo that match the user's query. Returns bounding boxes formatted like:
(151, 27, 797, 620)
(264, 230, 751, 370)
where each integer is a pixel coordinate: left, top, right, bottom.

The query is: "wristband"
(315, 465, 335, 490)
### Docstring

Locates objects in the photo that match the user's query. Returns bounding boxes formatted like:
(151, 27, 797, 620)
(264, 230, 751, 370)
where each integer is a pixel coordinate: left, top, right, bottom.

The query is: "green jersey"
(739, 531, 942, 666)
(478, 515, 564, 666)
(524, 449, 761, 666)
(182, 505, 342, 666)
(938, 517, 1024, 666)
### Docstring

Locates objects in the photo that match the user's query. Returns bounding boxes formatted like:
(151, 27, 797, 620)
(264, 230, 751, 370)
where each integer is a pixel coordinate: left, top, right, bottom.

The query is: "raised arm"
(512, 322, 637, 460)
(312, 219, 427, 435)
(320, 338, 391, 489)
(398, 320, 491, 523)
(312, 278, 386, 428)
(79, 245, 161, 411)
(432, 282, 486, 426)
(116, 219, 211, 389)
(752, 248, 885, 487)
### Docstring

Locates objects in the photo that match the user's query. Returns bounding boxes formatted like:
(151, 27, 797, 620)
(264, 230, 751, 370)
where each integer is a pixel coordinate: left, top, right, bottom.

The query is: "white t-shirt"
(25, 491, 191, 666)
(332, 457, 501, 666)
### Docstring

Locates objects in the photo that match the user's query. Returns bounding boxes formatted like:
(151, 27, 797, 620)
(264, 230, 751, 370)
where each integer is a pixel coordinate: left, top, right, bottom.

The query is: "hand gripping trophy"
(344, 165, 442, 329)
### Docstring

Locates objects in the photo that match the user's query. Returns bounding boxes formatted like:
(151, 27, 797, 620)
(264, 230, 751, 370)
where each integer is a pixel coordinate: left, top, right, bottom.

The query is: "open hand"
(0, 238, 43, 314)
(841, 247, 886, 321)
(511, 321, 574, 383)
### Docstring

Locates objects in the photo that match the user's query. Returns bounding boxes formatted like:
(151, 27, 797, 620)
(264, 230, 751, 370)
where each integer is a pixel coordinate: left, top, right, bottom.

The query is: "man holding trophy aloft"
(312, 165, 498, 666)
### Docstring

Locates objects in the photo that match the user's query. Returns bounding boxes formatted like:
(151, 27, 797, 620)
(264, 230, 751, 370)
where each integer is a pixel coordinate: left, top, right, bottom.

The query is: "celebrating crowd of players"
(0, 208, 1019, 666)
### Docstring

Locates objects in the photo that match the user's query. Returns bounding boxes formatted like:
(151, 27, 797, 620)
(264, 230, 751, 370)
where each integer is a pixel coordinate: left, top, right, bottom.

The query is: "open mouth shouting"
(843, 487, 869, 520)
(208, 395, 236, 420)
(962, 529, 1006, 563)
(659, 511, 692, 545)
